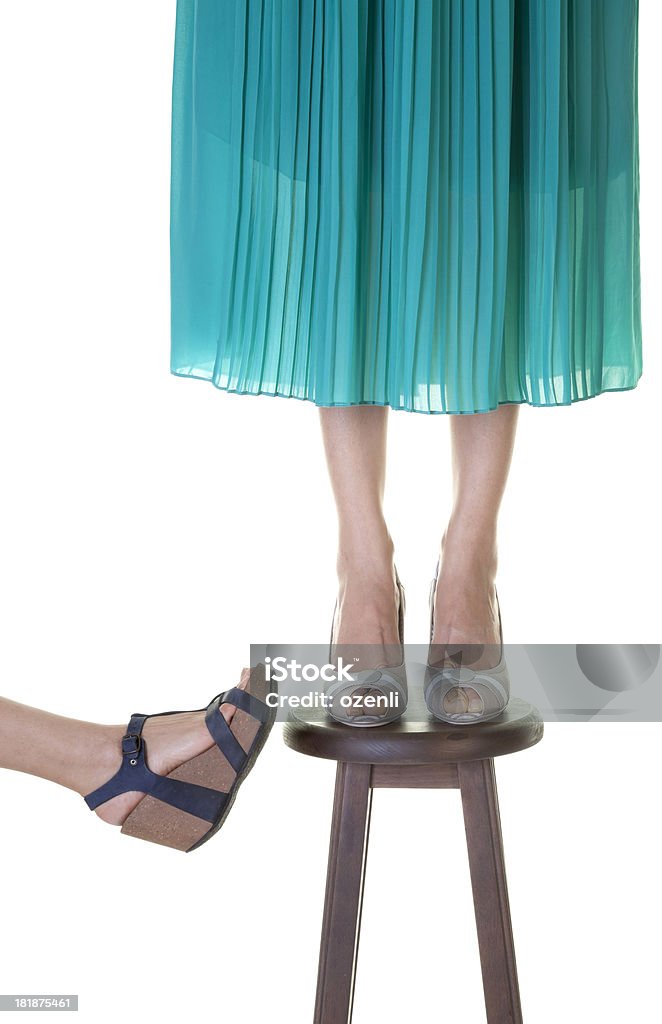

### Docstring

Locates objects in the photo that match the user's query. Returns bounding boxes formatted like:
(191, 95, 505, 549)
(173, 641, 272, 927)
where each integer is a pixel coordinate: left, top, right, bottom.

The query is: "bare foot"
(76, 668, 252, 827)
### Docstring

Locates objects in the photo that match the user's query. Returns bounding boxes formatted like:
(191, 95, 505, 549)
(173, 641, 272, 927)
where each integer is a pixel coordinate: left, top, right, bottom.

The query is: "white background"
(0, 2, 659, 1021)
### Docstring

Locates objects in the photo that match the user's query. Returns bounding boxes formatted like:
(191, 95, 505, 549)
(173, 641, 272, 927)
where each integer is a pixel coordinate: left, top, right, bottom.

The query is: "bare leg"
(0, 672, 249, 827)
(431, 405, 519, 706)
(318, 407, 401, 666)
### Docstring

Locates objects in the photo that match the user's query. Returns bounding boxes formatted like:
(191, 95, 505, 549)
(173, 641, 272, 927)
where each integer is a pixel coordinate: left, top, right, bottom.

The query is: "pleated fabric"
(170, 0, 642, 414)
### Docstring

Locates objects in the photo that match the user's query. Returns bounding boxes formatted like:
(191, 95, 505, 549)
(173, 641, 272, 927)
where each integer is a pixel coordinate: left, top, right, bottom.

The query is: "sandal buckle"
(121, 733, 142, 757)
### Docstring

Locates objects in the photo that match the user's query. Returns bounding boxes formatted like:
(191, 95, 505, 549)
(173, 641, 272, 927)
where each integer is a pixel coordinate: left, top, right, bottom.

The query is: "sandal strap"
(148, 775, 228, 823)
(203, 685, 270, 771)
(214, 686, 270, 724)
(121, 713, 148, 753)
(204, 701, 249, 773)
(84, 713, 148, 809)
(83, 716, 229, 823)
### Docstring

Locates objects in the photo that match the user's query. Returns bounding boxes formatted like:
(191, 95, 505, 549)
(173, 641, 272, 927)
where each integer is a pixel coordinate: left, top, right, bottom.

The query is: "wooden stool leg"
(314, 762, 373, 1024)
(458, 758, 523, 1024)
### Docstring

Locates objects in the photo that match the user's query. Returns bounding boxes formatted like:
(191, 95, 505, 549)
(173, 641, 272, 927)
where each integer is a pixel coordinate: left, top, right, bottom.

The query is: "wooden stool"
(283, 689, 543, 1024)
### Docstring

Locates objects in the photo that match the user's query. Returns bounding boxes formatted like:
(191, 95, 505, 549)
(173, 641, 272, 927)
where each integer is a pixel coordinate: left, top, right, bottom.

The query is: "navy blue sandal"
(83, 663, 276, 852)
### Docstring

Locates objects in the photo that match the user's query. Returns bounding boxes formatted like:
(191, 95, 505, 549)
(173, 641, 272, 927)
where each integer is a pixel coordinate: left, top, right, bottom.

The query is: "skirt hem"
(170, 367, 643, 416)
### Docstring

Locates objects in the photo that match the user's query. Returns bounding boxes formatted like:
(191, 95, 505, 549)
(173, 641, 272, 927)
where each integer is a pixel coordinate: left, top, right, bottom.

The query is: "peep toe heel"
(324, 567, 408, 727)
(425, 560, 510, 725)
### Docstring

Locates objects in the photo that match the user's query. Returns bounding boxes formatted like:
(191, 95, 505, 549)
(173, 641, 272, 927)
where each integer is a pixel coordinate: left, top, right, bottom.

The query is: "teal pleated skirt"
(170, 0, 642, 414)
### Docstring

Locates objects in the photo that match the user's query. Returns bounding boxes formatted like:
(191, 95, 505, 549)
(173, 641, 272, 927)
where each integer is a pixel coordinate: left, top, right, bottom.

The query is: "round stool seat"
(283, 691, 543, 764)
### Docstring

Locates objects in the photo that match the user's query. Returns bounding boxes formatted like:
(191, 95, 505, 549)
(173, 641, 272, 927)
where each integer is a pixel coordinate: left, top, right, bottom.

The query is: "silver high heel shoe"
(424, 559, 510, 725)
(325, 567, 408, 727)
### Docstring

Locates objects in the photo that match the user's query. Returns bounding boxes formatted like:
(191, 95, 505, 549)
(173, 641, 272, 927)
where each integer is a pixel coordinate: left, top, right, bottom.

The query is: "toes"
(219, 666, 252, 725)
(442, 685, 484, 717)
(346, 686, 389, 719)
(443, 686, 469, 715)
(465, 687, 484, 714)
(219, 698, 236, 724)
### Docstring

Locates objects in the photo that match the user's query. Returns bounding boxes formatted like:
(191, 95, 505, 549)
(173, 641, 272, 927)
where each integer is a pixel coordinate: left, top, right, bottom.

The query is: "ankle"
(440, 517, 498, 584)
(337, 527, 395, 584)
(68, 723, 123, 798)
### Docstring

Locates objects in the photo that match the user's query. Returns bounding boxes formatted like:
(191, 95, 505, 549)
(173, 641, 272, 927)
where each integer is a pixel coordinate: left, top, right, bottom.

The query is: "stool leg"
(458, 758, 523, 1024)
(314, 762, 372, 1024)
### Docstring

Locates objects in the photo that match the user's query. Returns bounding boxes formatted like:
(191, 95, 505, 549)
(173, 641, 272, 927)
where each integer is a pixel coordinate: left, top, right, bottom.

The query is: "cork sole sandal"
(83, 663, 276, 852)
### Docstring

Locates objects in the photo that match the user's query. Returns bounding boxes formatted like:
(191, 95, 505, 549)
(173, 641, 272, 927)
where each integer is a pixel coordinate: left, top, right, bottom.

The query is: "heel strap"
(122, 712, 149, 750)
(83, 714, 229, 823)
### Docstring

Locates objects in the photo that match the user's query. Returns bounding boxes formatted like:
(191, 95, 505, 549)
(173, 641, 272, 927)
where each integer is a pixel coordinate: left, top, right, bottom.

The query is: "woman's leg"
(431, 404, 520, 658)
(0, 680, 247, 826)
(318, 407, 401, 663)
